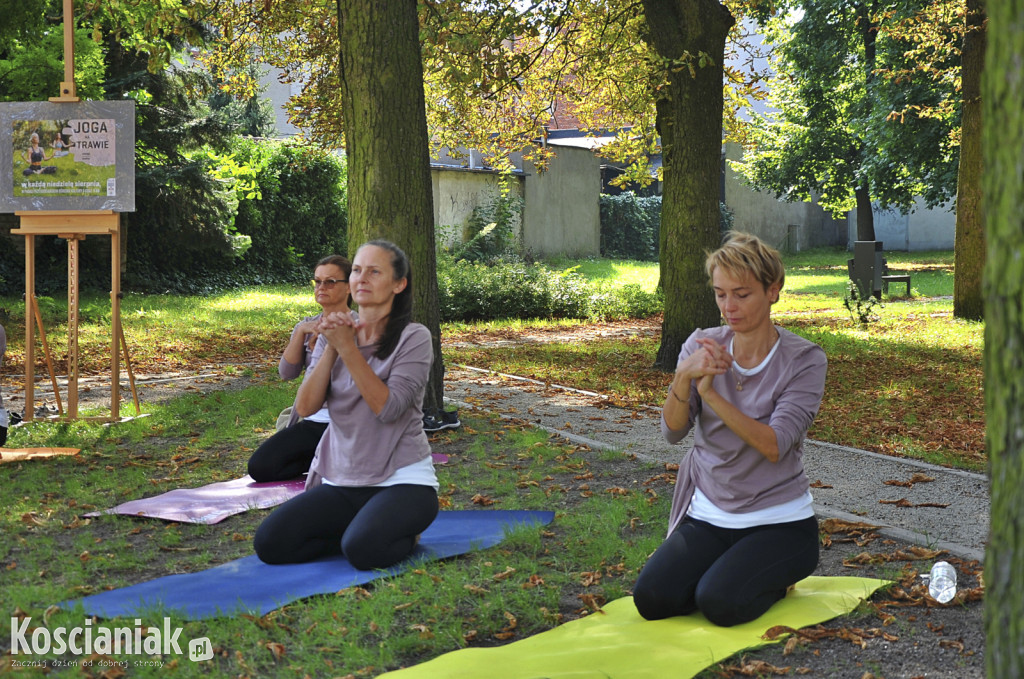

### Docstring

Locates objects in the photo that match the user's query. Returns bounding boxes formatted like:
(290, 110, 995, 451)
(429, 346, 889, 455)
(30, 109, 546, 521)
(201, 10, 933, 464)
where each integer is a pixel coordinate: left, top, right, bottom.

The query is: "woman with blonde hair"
(633, 231, 827, 626)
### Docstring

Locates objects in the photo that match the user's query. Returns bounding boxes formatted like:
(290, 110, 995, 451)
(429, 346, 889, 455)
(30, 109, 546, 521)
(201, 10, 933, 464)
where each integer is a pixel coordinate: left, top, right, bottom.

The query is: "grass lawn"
(0, 381, 671, 676)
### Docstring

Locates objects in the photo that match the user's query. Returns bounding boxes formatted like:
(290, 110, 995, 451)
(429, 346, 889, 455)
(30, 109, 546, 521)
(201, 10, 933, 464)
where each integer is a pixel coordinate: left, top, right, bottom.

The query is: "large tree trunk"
(642, 0, 735, 371)
(854, 183, 876, 242)
(982, 0, 1024, 675)
(854, 2, 877, 245)
(953, 0, 985, 321)
(337, 0, 444, 413)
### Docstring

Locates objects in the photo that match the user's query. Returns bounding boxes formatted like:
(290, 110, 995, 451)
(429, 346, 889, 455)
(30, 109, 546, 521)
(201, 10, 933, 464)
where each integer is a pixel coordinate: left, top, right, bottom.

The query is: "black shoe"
(423, 409, 461, 433)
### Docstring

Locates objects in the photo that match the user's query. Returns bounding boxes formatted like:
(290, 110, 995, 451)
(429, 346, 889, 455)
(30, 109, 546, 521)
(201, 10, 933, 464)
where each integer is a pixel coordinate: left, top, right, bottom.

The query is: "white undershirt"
(304, 406, 331, 424)
(322, 455, 439, 491)
(729, 332, 782, 378)
(687, 487, 815, 528)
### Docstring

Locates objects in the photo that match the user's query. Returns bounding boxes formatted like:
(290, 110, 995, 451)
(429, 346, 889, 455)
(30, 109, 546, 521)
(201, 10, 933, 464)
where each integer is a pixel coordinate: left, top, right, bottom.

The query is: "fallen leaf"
(492, 566, 516, 581)
(578, 593, 606, 613)
(409, 623, 434, 639)
(820, 518, 879, 534)
(521, 574, 545, 589)
(21, 512, 46, 526)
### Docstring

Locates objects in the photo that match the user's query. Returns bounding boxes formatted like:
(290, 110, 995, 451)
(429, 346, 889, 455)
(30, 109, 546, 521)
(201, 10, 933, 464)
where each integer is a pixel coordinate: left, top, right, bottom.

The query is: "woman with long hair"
(254, 240, 438, 570)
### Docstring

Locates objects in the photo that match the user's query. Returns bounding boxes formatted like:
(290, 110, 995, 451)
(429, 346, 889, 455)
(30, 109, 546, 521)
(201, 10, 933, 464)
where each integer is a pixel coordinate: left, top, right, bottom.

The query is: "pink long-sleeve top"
(304, 323, 433, 489)
(662, 326, 827, 537)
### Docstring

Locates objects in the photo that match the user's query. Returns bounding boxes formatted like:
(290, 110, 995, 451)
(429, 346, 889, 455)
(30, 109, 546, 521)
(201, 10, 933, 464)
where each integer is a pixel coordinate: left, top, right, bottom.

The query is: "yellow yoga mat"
(381, 576, 886, 679)
(0, 447, 80, 464)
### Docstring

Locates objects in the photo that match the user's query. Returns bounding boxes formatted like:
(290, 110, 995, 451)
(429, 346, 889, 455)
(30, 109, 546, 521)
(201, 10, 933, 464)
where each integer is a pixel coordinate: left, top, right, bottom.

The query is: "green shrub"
(445, 191, 523, 264)
(436, 254, 661, 322)
(119, 139, 347, 294)
(231, 138, 348, 279)
(600, 193, 661, 261)
(600, 193, 735, 261)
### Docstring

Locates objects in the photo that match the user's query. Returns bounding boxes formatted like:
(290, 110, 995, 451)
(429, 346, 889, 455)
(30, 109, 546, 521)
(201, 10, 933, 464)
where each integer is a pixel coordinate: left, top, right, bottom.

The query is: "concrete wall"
(522, 145, 601, 257)
(723, 142, 847, 252)
(847, 197, 956, 251)
(430, 167, 523, 248)
(258, 66, 301, 138)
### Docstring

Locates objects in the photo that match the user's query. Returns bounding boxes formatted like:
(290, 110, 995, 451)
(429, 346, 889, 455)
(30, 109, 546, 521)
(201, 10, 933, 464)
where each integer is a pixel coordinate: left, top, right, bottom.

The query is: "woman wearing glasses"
(255, 240, 438, 570)
(246, 254, 352, 482)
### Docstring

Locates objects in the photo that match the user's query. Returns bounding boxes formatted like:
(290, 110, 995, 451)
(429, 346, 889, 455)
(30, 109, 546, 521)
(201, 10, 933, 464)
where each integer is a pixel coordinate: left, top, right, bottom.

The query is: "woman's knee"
(695, 582, 784, 627)
(247, 456, 272, 483)
(632, 582, 672, 621)
(342, 532, 412, 571)
(253, 522, 288, 564)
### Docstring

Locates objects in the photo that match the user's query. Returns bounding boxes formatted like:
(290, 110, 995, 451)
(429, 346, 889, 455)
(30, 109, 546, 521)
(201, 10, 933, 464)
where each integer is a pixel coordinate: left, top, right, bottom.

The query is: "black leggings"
(633, 515, 819, 627)
(253, 483, 439, 570)
(247, 419, 327, 482)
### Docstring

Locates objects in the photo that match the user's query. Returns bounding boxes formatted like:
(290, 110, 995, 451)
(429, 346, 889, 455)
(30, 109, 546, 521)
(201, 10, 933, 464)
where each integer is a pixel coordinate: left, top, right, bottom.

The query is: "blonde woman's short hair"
(705, 231, 785, 292)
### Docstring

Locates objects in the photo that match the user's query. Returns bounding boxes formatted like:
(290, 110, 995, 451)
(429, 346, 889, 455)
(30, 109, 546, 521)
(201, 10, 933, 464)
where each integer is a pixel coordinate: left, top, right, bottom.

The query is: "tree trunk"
(336, 0, 444, 413)
(983, 0, 1024, 675)
(854, 183, 876, 242)
(953, 0, 985, 322)
(642, 0, 735, 371)
(854, 2, 877, 245)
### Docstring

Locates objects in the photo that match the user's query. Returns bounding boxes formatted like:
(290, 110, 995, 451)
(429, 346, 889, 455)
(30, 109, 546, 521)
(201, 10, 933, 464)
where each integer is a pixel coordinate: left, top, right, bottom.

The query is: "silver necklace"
(731, 329, 779, 392)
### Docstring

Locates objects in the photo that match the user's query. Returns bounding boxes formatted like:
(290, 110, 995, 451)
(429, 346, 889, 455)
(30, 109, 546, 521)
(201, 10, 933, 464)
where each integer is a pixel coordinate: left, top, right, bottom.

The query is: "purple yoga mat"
(88, 455, 448, 524)
(86, 476, 305, 524)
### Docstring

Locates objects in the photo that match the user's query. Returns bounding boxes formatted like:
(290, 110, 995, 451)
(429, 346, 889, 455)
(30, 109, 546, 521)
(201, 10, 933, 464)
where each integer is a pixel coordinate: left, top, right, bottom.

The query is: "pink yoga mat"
(86, 476, 305, 524)
(88, 455, 448, 524)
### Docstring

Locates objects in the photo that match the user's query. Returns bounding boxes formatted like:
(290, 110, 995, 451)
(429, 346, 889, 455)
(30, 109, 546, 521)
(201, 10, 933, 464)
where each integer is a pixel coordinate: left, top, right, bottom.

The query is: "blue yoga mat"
(64, 510, 554, 620)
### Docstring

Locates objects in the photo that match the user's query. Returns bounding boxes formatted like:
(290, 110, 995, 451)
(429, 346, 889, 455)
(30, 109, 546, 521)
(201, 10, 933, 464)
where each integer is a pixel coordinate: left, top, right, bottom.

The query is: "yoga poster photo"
(0, 100, 135, 212)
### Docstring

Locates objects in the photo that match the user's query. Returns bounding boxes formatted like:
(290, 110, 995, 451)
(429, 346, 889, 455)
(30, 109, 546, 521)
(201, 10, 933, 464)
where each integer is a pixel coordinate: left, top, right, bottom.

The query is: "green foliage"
(0, 27, 107, 102)
(450, 191, 523, 264)
(599, 194, 734, 261)
(230, 138, 348, 279)
(600, 193, 661, 260)
(843, 280, 884, 325)
(735, 1, 960, 215)
(436, 253, 661, 323)
(206, 63, 278, 137)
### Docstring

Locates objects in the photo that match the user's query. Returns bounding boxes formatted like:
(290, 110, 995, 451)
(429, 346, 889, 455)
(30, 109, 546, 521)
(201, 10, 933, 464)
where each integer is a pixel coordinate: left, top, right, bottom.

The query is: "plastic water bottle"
(928, 561, 957, 603)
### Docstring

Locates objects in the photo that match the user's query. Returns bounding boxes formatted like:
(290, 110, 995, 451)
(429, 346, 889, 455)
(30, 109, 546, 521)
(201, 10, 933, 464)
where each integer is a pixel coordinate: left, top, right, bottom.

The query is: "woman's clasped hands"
(316, 310, 361, 349)
(676, 337, 733, 396)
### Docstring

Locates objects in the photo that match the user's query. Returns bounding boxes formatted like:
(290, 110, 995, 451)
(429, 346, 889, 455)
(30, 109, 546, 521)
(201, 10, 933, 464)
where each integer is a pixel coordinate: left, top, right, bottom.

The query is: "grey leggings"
(632, 515, 819, 626)
(254, 483, 439, 571)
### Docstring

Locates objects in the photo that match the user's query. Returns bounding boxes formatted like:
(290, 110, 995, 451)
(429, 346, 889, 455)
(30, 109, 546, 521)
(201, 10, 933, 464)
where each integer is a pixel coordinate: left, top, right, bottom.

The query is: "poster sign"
(1, 100, 135, 212)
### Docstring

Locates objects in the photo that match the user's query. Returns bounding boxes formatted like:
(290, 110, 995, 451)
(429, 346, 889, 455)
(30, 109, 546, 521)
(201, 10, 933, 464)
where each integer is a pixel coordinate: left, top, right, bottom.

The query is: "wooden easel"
(11, 213, 139, 421)
(10, 0, 139, 422)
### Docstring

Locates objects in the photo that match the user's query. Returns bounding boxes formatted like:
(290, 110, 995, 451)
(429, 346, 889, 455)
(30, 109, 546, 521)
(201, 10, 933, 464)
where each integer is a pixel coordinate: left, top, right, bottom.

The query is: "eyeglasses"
(311, 278, 347, 289)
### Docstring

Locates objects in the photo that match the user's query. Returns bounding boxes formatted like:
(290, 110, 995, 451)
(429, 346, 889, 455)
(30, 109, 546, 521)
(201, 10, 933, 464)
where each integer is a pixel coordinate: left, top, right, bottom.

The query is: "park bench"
(847, 240, 912, 299)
